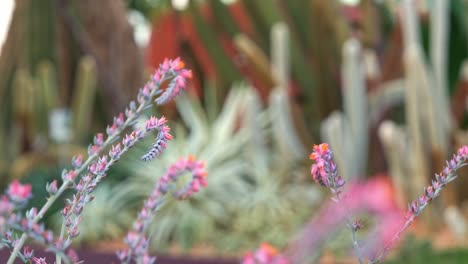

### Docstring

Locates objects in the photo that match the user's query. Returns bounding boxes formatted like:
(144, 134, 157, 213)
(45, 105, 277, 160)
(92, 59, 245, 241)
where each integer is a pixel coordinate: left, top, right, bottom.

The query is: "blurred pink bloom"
(7, 180, 32, 202)
(242, 243, 290, 264)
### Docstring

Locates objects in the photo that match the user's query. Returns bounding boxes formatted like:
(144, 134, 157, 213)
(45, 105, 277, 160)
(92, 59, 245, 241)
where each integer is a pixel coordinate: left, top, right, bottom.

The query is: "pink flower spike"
(7, 180, 32, 202)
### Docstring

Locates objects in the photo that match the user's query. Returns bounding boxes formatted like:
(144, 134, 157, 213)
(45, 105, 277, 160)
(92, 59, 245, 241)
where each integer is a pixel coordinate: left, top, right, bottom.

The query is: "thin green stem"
(335, 190, 364, 264)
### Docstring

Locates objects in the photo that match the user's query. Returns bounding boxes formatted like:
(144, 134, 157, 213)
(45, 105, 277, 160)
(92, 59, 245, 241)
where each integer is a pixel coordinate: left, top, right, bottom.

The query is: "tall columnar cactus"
(375, 0, 462, 230)
(321, 38, 368, 180)
(430, 0, 451, 155)
(378, 121, 410, 207)
(71, 56, 98, 143)
(399, 0, 451, 198)
(269, 22, 306, 161)
(12, 68, 36, 152)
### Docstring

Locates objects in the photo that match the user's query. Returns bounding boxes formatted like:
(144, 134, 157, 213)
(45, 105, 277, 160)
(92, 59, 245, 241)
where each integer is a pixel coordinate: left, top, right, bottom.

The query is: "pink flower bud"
(7, 180, 32, 202)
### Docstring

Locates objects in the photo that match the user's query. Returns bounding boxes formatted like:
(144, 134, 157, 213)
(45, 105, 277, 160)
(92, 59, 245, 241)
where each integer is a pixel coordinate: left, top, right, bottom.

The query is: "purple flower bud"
(418, 195, 428, 206)
(23, 246, 34, 260)
(116, 249, 129, 261)
(46, 180, 58, 195)
(93, 133, 104, 146)
(88, 144, 101, 156)
(352, 219, 362, 231)
(32, 257, 48, 264)
(71, 155, 83, 168)
(109, 144, 123, 160)
(26, 208, 38, 220)
(114, 112, 125, 127)
(409, 201, 420, 215)
(424, 186, 435, 199)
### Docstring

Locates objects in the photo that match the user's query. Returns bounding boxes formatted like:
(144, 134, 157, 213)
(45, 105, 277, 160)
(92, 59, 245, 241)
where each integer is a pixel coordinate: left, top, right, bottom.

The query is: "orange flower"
(259, 243, 278, 257)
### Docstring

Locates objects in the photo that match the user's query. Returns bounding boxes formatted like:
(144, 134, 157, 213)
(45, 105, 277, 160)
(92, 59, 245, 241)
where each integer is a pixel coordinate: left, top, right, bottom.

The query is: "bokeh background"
(1, 0, 468, 263)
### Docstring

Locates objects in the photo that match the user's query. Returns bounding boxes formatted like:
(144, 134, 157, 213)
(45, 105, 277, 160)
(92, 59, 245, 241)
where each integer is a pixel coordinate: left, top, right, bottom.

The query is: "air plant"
(114, 83, 319, 252)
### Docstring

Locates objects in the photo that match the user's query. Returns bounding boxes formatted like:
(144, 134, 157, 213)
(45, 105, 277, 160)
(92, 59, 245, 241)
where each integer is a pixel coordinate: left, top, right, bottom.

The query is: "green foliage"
(384, 236, 468, 264)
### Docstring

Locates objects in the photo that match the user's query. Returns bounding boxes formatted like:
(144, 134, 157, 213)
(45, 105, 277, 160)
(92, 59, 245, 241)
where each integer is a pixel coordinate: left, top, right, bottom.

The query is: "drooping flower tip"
(153, 58, 192, 105)
(7, 180, 32, 202)
(141, 119, 172, 161)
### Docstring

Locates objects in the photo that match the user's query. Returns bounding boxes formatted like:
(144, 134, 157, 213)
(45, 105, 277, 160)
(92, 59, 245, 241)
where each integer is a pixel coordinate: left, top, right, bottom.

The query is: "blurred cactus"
(2, 56, 98, 182)
(321, 38, 369, 180)
(269, 22, 307, 161)
(71, 56, 98, 143)
(386, 0, 451, 198)
(374, 0, 468, 232)
(146, 0, 348, 141)
(37, 61, 60, 136)
(13, 68, 35, 152)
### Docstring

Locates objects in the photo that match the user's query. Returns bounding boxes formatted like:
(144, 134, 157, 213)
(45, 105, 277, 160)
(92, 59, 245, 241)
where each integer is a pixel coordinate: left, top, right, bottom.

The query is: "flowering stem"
(7, 181, 71, 264)
(370, 148, 468, 263)
(335, 191, 363, 264)
(56, 103, 150, 264)
(6, 58, 191, 264)
(369, 177, 455, 263)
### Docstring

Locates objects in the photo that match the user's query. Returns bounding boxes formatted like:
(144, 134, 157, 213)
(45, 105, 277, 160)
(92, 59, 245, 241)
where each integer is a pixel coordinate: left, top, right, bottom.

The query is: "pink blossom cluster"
(1, 181, 33, 259)
(309, 143, 345, 191)
(153, 58, 193, 105)
(242, 243, 289, 264)
(163, 155, 207, 199)
(117, 156, 207, 264)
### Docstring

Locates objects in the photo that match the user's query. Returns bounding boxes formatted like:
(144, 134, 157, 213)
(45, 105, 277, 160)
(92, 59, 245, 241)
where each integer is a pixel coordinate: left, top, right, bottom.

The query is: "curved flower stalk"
(5, 58, 192, 264)
(117, 156, 207, 264)
(114, 88, 253, 249)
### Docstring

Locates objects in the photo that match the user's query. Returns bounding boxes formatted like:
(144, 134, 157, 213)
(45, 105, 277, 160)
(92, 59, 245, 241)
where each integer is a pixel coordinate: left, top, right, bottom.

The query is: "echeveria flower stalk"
(117, 156, 207, 264)
(6, 58, 191, 264)
(309, 143, 363, 264)
(370, 145, 468, 263)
